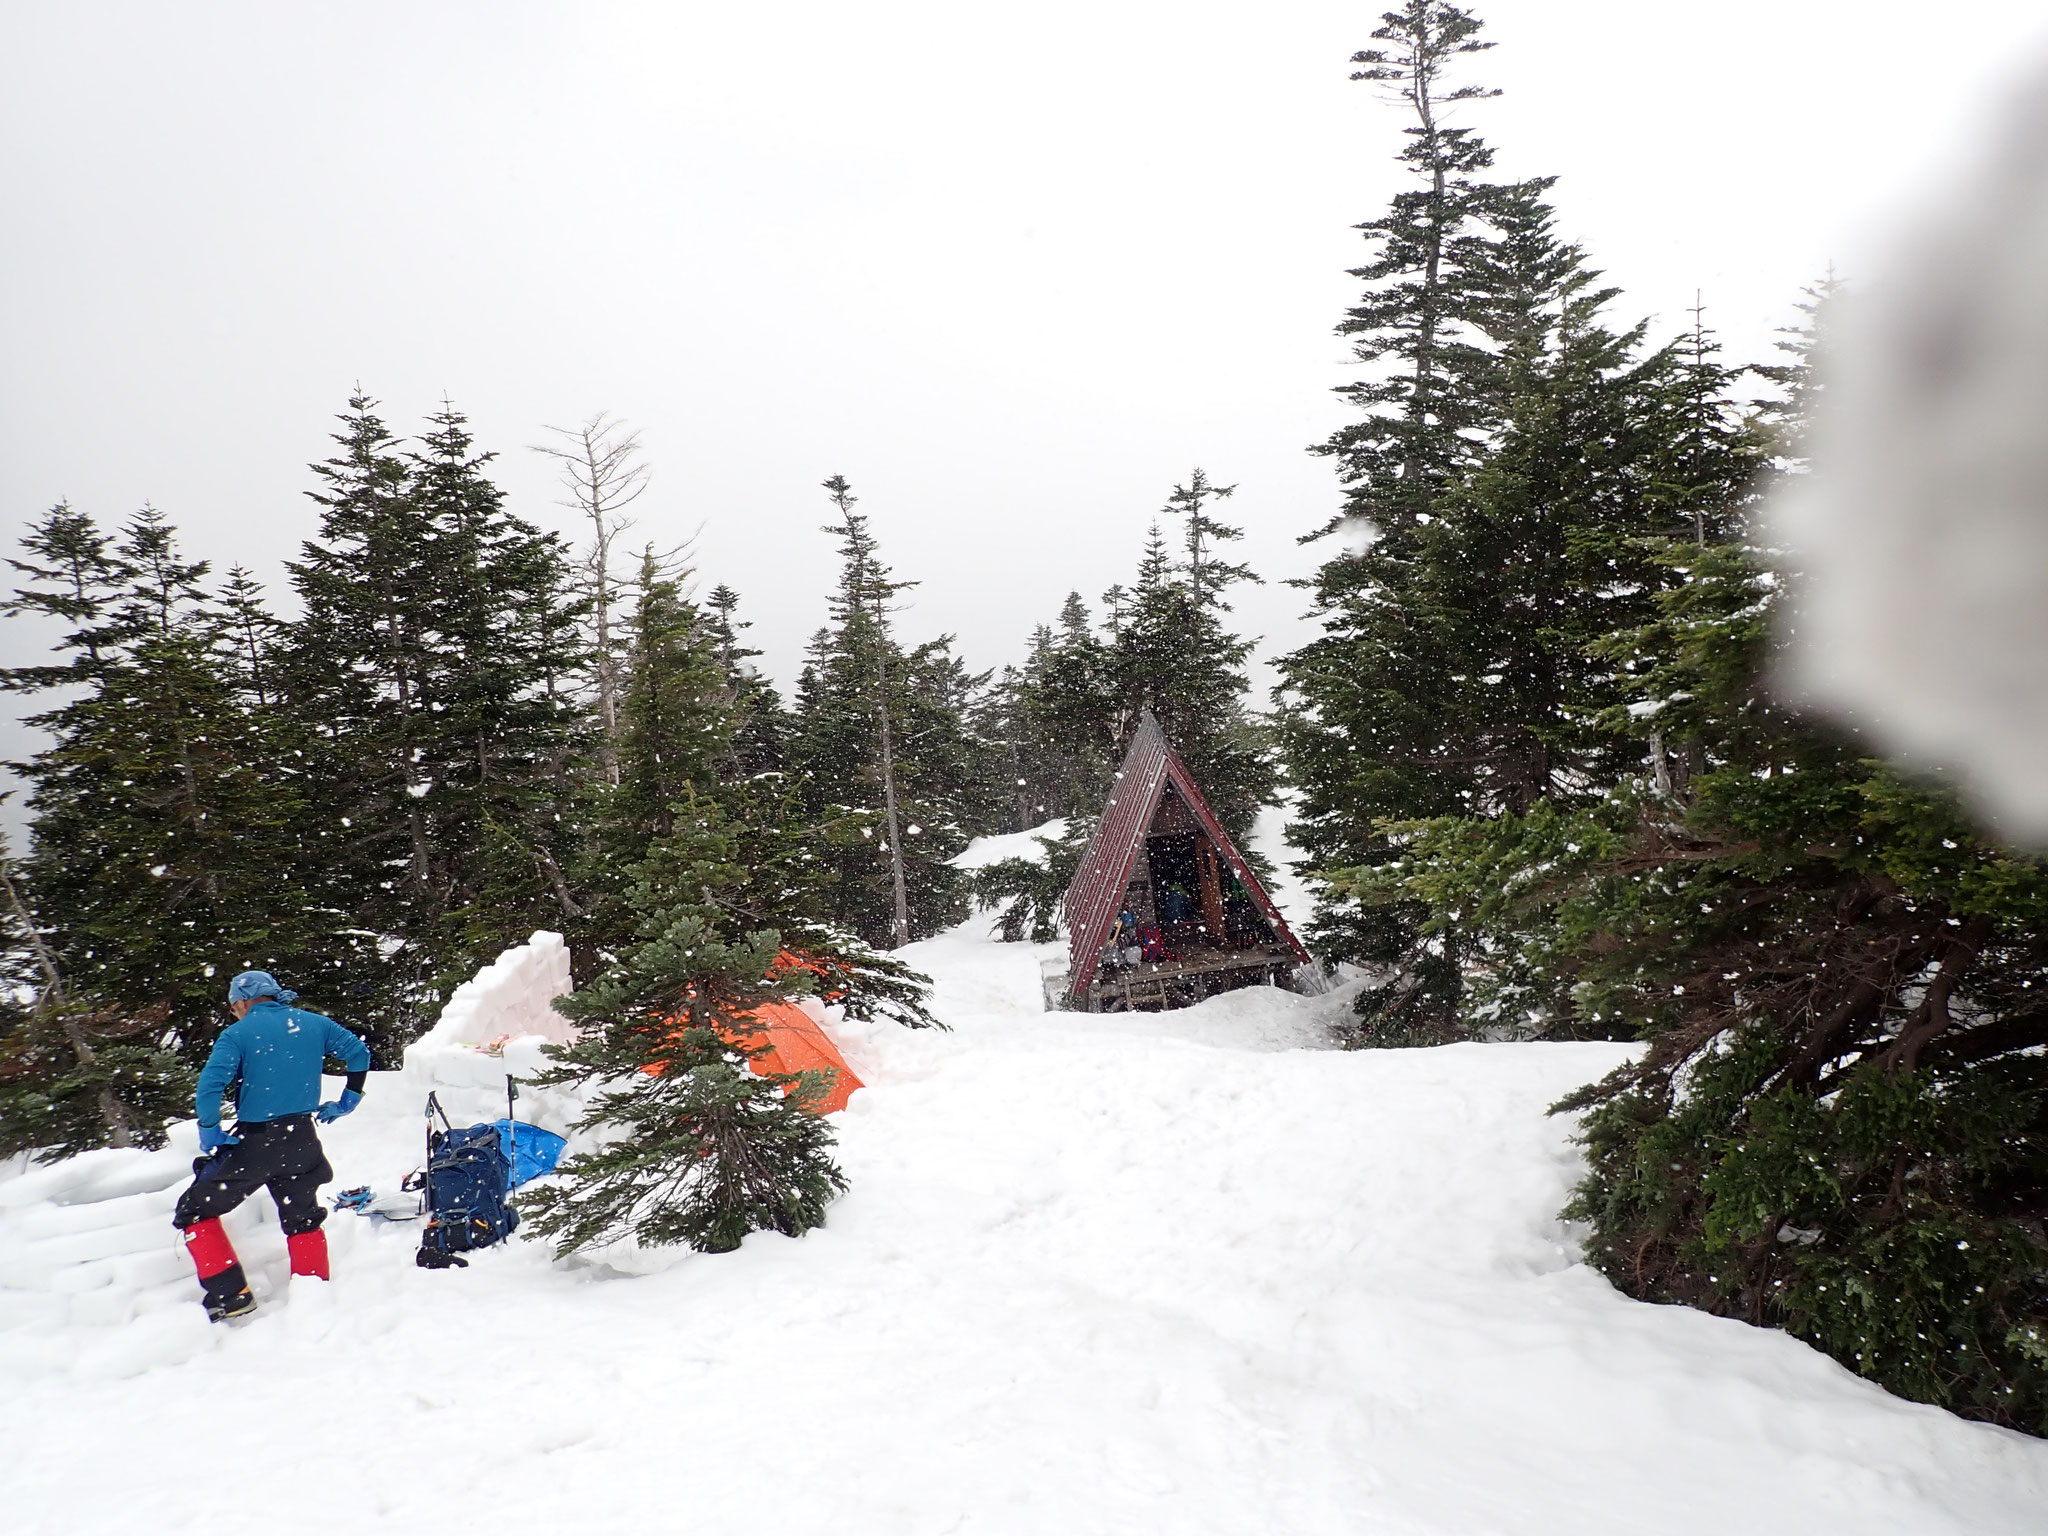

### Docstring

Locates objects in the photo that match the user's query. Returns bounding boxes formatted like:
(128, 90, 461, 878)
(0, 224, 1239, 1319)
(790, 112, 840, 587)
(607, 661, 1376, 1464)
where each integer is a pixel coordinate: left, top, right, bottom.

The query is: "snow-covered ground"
(5, 920, 2048, 1533)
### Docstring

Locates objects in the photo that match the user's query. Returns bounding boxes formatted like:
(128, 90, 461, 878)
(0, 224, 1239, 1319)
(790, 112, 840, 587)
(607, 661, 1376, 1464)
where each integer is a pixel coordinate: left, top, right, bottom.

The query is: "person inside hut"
(1115, 906, 1140, 966)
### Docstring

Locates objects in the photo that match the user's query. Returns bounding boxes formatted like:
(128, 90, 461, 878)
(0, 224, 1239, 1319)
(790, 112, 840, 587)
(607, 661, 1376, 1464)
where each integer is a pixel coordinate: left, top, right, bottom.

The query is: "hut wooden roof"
(1061, 712, 1307, 999)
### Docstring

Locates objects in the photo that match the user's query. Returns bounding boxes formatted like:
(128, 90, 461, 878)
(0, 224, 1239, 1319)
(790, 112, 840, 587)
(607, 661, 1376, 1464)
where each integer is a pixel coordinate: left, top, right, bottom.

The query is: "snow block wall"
(410, 930, 576, 1052)
(0, 934, 589, 1382)
(401, 929, 583, 1139)
(0, 1124, 308, 1377)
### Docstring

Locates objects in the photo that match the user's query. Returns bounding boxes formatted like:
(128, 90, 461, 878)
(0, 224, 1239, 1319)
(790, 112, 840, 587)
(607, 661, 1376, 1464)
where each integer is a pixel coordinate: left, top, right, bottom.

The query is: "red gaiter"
(181, 1218, 239, 1280)
(287, 1228, 331, 1280)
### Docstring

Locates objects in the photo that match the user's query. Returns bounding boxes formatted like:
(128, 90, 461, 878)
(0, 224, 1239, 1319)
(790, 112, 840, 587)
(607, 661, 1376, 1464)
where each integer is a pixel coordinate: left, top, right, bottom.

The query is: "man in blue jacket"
(173, 970, 371, 1321)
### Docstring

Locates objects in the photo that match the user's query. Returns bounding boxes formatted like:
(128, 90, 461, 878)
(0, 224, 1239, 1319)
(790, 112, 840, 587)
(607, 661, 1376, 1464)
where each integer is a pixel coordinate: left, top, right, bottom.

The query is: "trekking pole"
(505, 1074, 519, 1183)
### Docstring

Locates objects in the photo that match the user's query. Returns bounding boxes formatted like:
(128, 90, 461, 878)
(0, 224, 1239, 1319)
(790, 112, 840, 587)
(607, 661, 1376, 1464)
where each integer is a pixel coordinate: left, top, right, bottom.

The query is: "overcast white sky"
(5, 0, 2047, 807)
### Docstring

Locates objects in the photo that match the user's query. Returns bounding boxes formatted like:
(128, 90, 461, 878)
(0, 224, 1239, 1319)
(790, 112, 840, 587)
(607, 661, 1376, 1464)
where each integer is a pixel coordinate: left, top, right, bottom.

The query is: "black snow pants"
(172, 1113, 333, 1236)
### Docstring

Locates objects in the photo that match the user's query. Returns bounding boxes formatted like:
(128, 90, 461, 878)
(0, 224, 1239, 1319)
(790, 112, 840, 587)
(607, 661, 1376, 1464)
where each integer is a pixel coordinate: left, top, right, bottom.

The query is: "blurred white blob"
(1336, 516, 1380, 558)
(1774, 68, 2048, 840)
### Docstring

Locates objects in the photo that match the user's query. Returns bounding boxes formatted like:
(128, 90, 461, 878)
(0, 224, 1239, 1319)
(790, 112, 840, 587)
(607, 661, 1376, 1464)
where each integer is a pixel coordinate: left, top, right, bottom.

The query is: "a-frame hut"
(1061, 711, 1307, 1011)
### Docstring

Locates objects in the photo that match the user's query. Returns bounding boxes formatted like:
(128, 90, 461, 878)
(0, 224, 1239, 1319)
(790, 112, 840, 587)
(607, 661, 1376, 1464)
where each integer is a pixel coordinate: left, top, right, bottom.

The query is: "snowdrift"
(949, 817, 1068, 871)
(4, 920, 2047, 1535)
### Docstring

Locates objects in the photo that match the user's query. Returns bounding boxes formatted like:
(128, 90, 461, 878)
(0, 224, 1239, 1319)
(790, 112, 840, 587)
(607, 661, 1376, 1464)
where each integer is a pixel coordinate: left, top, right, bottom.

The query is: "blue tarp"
(491, 1119, 568, 1190)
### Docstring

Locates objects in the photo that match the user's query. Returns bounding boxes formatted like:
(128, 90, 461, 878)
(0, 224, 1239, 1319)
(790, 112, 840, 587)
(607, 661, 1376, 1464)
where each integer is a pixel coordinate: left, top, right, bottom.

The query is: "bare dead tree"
(534, 413, 651, 786)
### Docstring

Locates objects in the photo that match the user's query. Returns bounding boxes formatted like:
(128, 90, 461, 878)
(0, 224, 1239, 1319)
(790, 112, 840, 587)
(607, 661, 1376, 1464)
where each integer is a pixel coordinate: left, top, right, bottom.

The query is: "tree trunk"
(874, 649, 912, 949)
(96, 1087, 139, 1149)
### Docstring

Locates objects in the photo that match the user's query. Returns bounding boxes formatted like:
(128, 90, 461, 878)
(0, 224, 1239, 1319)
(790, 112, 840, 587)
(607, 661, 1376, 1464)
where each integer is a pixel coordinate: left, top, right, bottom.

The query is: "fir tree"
(0, 830, 191, 1159)
(611, 552, 732, 843)
(575, 550, 937, 1029)
(1108, 514, 1272, 841)
(405, 402, 586, 976)
(217, 565, 283, 707)
(1345, 288, 2048, 1433)
(1278, 7, 1760, 1039)
(705, 582, 790, 781)
(970, 819, 1095, 944)
(282, 393, 583, 1044)
(12, 506, 314, 1022)
(1016, 594, 1119, 820)
(978, 663, 1039, 833)
(1316, 0, 1516, 538)
(2, 505, 166, 1153)
(899, 638, 1005, 837)
(833, 475, 910, 946)
(1370, 540, 2048, 1433)
(3, 500, 130, 688)
(1151, 472, 1270, 836)
(1163, 469, 1255, 614)
(994, 474, 1273, 869)
(671, 771, 941, 1032)
(1, 505, 327, 1148)
(1293, 304, 1758, 1039)
(790, 478, 981, 947)
(970, 469, 1274, 956)
(1278, 3, 1523, 1035)
(523, 798, 846, 1255)
(1750, 273, 1842, 471)
(572, 548, 735, 957)
(281, 393, 443, 1041)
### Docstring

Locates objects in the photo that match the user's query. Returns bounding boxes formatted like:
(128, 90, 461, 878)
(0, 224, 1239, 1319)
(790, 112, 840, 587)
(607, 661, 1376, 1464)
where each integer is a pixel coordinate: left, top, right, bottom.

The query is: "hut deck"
(1084, 943, 1297, 1012)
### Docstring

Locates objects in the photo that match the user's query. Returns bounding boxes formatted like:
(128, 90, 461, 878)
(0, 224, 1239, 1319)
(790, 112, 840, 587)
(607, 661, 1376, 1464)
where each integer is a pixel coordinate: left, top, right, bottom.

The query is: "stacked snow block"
(414, 929, 577, 1051)
(404, 928, 583, 1146)
(0, 1125, 305, 1376)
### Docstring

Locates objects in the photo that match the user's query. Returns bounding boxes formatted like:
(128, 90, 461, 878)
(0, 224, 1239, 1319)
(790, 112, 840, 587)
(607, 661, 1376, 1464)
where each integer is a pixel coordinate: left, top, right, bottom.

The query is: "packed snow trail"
(5, 924, 2048, 1533)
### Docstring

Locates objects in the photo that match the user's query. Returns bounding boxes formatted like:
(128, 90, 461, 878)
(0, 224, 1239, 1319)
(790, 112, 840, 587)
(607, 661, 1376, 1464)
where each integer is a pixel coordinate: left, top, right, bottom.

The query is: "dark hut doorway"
(1089, 791, 1293, 1010)
(1138, 791, 1276, 953)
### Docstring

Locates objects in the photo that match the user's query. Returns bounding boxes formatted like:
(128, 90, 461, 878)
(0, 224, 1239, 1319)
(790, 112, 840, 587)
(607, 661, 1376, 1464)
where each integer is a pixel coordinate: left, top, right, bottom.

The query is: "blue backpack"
(416, 1092, 518, 1268)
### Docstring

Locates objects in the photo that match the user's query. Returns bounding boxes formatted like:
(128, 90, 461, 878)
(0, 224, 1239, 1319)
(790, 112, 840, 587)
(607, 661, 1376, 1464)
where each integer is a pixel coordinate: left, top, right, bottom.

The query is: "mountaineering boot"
(202, 1273, 259, 1323)
(287, 1227, 330, 1280)
(182, 1218, 257, 1322)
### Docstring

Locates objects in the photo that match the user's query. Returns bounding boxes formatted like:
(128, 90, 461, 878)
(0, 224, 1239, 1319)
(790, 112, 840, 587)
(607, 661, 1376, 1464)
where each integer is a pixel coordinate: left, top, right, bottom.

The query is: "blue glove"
(199, 1124, 240, 1153)
(316, 1089, 363, 1125)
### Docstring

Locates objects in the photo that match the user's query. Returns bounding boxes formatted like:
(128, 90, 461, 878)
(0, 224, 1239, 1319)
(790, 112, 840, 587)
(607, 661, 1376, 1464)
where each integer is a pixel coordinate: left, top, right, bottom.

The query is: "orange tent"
(642, 952, 866, 1114)
(728, 1000, 864, 1114)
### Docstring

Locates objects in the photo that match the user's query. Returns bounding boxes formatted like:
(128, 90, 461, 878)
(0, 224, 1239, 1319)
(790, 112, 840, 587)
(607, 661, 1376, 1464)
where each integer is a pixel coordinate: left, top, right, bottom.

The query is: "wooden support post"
(1198, 842, 1226, 941)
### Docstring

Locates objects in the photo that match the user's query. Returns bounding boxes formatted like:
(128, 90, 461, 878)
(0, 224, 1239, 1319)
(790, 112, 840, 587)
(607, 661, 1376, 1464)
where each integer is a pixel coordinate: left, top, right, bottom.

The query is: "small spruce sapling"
(523, 804, 848, 1255)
